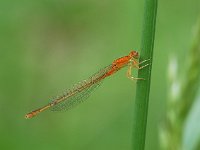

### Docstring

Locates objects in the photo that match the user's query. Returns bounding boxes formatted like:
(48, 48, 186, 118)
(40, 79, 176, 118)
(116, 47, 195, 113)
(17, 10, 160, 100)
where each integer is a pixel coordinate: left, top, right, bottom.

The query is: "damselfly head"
(129, 50, 139, 59)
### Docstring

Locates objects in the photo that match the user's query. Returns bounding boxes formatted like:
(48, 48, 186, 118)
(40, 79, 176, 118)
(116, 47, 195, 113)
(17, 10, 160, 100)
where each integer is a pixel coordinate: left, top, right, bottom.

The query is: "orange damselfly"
(25, 50, 149, 119)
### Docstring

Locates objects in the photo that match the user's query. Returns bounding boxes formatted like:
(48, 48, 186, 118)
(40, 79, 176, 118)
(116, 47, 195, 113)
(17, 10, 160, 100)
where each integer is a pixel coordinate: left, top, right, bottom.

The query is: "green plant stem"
(132, 0, 157, 150)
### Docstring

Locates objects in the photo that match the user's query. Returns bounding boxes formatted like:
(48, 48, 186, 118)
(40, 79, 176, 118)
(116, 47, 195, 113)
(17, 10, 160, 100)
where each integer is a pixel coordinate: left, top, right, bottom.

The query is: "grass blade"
(132, 0, 158, 149)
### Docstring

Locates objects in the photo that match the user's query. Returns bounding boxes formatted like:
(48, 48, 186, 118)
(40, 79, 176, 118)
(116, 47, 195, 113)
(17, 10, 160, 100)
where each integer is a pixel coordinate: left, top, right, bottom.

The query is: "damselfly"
(25, 51, 149, 119)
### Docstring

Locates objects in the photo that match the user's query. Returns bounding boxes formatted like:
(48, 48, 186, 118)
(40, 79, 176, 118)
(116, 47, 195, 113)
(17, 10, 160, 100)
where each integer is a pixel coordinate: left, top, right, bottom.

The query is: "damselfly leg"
(126, 59, 150, 80)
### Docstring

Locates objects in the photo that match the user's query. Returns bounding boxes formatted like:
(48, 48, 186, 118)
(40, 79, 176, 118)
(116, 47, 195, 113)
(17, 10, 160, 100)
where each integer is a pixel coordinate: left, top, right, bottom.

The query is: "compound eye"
(133, 51, 139, 59)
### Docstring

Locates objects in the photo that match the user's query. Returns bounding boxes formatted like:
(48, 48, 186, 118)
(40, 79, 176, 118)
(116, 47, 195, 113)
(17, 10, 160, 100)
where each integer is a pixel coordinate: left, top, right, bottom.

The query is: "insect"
(25, 50, 149, 119)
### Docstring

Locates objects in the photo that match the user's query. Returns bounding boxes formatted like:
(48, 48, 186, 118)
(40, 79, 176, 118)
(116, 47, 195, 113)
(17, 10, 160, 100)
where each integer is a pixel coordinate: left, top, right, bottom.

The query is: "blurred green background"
(0, 0, 199, 150)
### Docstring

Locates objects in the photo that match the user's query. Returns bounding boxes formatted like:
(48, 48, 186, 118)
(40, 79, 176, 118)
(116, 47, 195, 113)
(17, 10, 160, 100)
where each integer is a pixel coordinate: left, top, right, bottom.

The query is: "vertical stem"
(132, 0, 157, 150)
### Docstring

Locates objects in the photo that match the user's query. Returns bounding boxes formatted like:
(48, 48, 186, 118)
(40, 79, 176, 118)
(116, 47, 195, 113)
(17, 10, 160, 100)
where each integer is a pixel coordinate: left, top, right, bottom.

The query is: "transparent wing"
(50, 65, 112, 111)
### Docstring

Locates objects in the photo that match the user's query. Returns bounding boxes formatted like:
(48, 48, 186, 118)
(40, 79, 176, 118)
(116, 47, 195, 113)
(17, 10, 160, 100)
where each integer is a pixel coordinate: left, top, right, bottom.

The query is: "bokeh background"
(0, 0, 200, 150)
